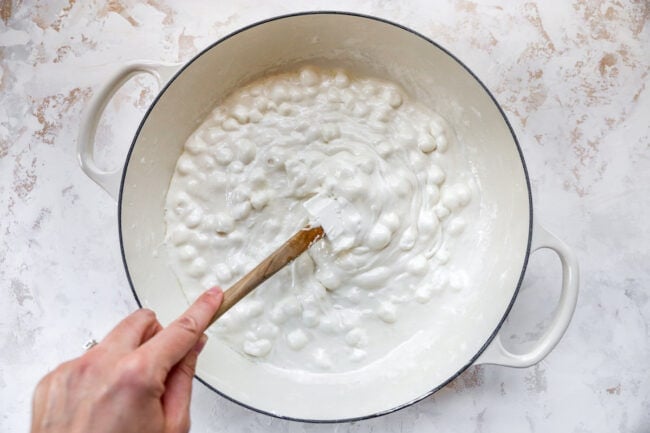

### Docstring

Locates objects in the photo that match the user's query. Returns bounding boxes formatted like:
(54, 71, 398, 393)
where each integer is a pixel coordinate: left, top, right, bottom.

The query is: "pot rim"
(117, 10, 533, 423)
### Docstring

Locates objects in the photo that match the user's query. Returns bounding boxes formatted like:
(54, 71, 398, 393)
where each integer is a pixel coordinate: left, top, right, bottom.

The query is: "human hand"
(30, 286, 223, 433)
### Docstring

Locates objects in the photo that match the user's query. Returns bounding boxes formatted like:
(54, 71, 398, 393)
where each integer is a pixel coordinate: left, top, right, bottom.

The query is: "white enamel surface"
(77, 61, 162, 199)
(120, 15, 530, 420)
(77, 61, 182, 200)
(476, 223, 579, 367)
(164, 67, 478, 374)
(7, 2, 647, 432)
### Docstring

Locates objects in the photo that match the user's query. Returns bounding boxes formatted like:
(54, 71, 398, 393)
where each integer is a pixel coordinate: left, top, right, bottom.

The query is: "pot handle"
(476, 223, 579, 367)
(77, 60, 181, 200)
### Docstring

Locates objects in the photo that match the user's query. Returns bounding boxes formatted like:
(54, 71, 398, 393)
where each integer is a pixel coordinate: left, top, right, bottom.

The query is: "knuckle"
(117, 355, 150, 389)
(178, 356, 198, 378)
(138, 308, 157, 320)
(177, 364, 195, 382)
(35, 373, 52, 393)
(74, 354, 95, 376)
(53, 360, 74, 377)
(44, 362, 76, 389)
(133, 308, 157, 325)
(174, 315, 200, 336)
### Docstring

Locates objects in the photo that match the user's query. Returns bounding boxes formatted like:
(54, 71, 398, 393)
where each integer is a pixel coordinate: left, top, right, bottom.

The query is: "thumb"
(162, 334, 208, 433)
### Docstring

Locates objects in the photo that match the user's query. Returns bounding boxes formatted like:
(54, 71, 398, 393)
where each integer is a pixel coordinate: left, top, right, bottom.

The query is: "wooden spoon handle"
(209, 225, 325, 325)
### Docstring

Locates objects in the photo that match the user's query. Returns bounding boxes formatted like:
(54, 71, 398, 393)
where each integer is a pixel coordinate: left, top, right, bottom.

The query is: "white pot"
(77, 12, 579, 422)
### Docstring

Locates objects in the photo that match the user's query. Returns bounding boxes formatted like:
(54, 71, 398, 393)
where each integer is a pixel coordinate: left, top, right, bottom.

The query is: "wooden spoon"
(209, 225, 324, 324)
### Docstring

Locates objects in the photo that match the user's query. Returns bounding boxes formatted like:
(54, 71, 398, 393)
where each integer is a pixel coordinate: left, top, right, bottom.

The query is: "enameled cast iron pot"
(77, 12, 579, 422)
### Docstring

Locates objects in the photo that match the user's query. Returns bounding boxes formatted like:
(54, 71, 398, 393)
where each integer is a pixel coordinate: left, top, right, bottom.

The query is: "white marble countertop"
(1, 1, 648, 432)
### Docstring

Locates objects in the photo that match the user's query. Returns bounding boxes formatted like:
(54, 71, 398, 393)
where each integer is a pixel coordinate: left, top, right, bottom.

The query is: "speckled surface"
(1, 1, 648, 432)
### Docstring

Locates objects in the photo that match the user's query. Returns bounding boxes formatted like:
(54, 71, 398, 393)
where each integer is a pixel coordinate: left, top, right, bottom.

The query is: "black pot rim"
(117, 10, 533, 424)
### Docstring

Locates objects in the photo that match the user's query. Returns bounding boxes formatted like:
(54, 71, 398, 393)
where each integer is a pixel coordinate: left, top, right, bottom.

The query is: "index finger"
(138, 287, 223, 374)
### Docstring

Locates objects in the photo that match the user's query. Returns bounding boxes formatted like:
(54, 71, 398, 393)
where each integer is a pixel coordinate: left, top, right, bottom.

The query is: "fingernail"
(194, 334, 208, 354)
(207, 286, 223, 296)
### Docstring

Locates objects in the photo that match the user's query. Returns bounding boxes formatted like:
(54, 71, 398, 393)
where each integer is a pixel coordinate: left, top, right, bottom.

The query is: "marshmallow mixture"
(164, 67, 476, 373)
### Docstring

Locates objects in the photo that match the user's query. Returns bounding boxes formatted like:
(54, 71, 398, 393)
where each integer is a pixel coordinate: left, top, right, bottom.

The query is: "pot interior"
(120, 13, 531, 421)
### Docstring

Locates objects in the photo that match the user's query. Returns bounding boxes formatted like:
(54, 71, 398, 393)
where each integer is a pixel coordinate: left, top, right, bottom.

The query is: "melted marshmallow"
(164, 67, 476, 373)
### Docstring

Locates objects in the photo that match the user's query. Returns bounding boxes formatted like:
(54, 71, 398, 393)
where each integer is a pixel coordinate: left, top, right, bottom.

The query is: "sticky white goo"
(164, 67, 476, 373)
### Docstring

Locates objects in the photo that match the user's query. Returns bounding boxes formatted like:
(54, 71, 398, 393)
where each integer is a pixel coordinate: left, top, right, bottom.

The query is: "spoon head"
(303, 195, 362, 252)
